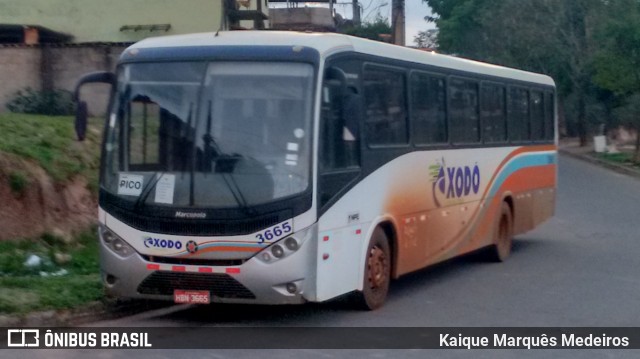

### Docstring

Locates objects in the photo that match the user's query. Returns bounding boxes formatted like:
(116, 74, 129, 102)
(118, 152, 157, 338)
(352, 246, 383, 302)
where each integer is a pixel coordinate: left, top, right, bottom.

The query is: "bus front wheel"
(355, 227, 391, 310)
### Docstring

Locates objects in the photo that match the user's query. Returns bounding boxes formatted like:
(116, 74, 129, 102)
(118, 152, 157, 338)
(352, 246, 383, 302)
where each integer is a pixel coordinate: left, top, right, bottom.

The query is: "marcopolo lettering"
(144, 237, 183, 250)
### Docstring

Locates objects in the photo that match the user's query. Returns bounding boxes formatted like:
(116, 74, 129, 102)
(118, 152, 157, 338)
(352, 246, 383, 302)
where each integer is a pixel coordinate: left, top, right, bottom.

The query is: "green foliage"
(595, 152, 634, 165)
(40, 232, 68, 248)
(0, 228, 98, 276)
(414, 29, 438, 49)
(341, 16, 392, 42)
(0, 275, 103, 314)
(594, 0, 640, 96)
(610, 94, 640, 164)
(0, 228, 102, 314)
(426, 0, 494, 57)
(8, 171, 28, 195)
(0, 113, 102, 185)
(67, 230, 100, 275)
(423, 0, 612, 143)
(591, 0, 640, 162)
(612, 94, 640, 130)
(6, 88, 75, 116)
(424, 0, 601, 78)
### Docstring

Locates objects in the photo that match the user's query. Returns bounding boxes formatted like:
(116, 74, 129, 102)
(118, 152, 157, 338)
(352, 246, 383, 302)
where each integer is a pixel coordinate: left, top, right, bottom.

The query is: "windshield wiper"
(186, 103, 196, 206)
(202, 100, 220, 170)
(134, 172, 165, 210)
(134, 103, 194, 210)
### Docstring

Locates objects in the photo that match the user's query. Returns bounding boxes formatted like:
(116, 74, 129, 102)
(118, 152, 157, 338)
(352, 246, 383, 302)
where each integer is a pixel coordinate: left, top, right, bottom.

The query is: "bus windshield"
(102, 61, 315, 209)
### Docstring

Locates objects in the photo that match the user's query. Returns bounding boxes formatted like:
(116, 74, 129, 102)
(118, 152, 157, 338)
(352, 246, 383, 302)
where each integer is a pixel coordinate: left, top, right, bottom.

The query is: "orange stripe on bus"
(479, 145, 556, 202)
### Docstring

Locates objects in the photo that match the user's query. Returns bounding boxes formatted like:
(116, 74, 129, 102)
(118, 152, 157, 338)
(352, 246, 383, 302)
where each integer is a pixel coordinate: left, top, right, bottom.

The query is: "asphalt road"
(7, 154, 640, 358)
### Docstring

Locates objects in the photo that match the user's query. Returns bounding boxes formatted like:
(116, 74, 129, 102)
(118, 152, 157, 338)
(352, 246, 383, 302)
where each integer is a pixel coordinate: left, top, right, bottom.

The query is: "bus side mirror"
(324, 67, 347, 93)
(323, 66, 351, 120)
(75, 101, 88, 141)
(73, 71, 116, 142)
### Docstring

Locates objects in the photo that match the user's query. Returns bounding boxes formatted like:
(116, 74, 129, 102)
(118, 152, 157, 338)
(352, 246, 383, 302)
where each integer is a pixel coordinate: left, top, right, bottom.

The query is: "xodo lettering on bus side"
(430, 159, 481, 207)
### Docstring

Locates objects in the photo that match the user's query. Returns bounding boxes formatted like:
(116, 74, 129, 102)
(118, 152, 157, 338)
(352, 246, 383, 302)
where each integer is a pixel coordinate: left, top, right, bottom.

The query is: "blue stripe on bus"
(488, 153, 557, 198)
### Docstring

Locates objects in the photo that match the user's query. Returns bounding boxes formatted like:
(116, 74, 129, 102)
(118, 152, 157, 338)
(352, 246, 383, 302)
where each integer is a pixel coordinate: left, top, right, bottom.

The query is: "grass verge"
(0, 229, 103, 315)
(0, 113, 102, 189)
(593, 152, 640, 170)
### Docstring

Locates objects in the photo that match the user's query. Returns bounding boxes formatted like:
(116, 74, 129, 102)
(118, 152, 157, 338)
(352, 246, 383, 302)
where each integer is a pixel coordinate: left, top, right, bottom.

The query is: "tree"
(612, 95, 640, 163)
(594, 0, 640, 163)
(422, 0, 494, 57)
(414, 29, 438, 49)
(423, 0, 609, 146)
(340, 15, 392, 42)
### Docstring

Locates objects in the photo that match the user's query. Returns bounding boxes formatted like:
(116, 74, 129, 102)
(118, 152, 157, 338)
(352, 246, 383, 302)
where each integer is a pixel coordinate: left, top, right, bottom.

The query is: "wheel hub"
(367, 246, 387, 289)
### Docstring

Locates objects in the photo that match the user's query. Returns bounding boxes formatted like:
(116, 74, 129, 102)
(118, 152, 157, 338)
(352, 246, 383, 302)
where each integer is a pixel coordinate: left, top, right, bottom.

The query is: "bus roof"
(128, 31, 555, 87)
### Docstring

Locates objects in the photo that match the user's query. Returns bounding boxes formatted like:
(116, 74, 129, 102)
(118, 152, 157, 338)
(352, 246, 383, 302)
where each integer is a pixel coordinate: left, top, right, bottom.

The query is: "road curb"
(0, 299, 171, 327)
(559, 148, 640, 180)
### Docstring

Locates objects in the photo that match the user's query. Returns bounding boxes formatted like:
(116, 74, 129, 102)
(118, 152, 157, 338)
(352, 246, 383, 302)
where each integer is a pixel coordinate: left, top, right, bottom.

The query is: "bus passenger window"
(411, 73, 447, 144)
(481, 84, 506, 143)
(508, 87, 530, 142)
(544, 92, 555, 141)
(530, 90, 544, 141)
(449, 78, 480, 143)
(363, 67, 408, 145)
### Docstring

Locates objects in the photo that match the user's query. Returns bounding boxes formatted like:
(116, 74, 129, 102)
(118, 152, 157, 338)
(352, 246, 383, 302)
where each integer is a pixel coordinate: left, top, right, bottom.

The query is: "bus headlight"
(284, 237, 298, 251)
(271, 245, 285, 258)
(100, 225, 134, 258)
(257, 226, 312, 264)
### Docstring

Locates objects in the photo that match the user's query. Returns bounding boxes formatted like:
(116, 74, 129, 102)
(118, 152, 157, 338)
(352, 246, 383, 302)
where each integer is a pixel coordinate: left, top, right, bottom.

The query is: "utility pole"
(352, 0, 361, 26)
(391, 0, 405, 46)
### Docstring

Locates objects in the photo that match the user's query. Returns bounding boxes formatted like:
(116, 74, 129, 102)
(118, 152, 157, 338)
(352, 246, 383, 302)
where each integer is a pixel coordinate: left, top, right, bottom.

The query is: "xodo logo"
(144, 237, 183, 250)
(431, 159, 481, 207)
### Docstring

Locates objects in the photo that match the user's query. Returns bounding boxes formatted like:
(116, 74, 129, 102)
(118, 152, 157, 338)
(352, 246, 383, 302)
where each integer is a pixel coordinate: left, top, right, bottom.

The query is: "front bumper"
(99, 225, 318, 305)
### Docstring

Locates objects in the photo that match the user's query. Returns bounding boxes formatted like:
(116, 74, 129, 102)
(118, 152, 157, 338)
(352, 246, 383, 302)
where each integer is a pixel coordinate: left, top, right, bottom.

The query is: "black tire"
(486, 202, 514, 262)
(354, 227, 391, 310)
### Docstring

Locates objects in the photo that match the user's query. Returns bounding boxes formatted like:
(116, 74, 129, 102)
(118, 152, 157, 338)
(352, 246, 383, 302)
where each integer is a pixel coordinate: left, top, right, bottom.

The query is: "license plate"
(174, 290, 210, 304)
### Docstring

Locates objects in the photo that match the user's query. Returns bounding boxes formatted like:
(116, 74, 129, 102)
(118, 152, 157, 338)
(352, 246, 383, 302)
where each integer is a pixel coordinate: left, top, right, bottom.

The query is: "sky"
(337, 0, 436, 46)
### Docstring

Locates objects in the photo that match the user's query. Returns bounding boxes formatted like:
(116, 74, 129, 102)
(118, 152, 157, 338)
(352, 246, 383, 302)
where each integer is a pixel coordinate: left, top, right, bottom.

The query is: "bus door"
(316, 67, 363, 300)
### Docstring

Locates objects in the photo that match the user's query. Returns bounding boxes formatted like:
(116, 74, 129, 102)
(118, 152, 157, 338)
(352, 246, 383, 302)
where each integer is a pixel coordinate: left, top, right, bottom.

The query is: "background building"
(0, 0, 268, 44)
(0, 0, 268, 114)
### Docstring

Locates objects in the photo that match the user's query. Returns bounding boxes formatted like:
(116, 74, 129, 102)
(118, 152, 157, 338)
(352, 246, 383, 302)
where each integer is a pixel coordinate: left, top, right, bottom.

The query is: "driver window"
(320, 76, 361, 171)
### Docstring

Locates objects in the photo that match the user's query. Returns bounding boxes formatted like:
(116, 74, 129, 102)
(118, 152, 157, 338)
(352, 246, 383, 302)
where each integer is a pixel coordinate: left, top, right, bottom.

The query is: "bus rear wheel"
(354, 227, 391, 310)
(487, 202, 513, 262)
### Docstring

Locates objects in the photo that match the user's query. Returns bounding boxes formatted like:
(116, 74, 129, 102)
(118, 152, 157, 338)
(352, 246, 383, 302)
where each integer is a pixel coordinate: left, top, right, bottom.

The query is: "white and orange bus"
(74, 31, 556, 310)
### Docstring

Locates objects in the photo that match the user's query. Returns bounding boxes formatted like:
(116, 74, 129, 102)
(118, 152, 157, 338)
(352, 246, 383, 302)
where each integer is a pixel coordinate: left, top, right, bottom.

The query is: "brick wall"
(0, 44, 127, 116)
